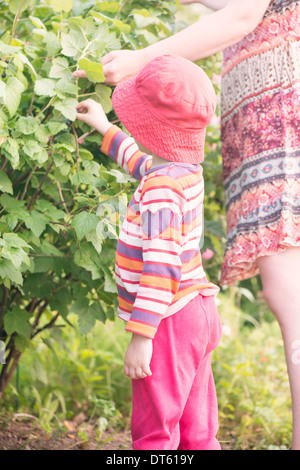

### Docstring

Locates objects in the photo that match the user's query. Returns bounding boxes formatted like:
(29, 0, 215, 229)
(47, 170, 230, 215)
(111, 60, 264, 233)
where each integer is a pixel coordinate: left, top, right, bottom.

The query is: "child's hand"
(123, 333, 153, 380)
(76, 99, 112, 135)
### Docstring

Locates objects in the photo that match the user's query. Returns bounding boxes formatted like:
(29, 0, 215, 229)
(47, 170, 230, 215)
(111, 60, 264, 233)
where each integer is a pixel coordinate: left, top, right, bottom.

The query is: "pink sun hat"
(112, 54, 216, 164)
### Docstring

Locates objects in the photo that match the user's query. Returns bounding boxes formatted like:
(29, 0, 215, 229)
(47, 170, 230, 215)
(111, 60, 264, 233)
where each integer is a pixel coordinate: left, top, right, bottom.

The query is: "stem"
(10, 0, 25, 44)
(56, 180, 70, 216)
(0, 286, 8, 332)
(31, 312, 60, 339)
(72, 123, 80, 192)
(26, 159, 54, 210)
(27, 92, 36, 116)
(0, 348, 21, 398)
(0, 158, 8, 171)
(20, 165, 37, 201)
(36, 96, 56, 120)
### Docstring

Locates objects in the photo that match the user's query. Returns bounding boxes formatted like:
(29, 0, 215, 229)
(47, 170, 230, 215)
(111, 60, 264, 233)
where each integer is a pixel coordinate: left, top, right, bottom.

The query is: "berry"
(5, 59, 9, 63)
(1, 72, 6, 78)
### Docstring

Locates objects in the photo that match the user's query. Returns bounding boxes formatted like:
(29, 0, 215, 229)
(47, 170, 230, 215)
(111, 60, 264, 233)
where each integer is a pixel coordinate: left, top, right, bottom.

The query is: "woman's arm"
(179, 0, 229, 10)
(141, 0, 271, 62)
(74, 0, 271, 85)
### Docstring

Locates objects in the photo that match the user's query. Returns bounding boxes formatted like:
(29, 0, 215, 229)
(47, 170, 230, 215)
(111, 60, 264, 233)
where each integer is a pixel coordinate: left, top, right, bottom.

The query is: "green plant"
(213, 291, 292, 450)
(0, 0, 179, 395)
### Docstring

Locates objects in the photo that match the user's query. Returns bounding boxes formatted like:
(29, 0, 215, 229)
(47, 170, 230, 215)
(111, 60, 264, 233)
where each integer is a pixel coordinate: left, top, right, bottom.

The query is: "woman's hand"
(76, 99, 112, 135)
(73, 49, 149, 87)
(123, 333, 153, 380)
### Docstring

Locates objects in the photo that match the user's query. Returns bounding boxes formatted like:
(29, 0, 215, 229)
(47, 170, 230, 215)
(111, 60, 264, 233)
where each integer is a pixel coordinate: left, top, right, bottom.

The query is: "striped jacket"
(101, 125, 219, 339)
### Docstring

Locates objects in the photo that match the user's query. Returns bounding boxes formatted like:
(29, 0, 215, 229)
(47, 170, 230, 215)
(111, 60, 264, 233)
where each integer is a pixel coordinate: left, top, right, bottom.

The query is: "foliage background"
(0, 0, 291, 450)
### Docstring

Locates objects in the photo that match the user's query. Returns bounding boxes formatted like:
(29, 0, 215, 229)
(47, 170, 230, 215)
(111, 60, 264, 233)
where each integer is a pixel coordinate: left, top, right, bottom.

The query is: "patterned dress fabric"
(220, 0, 300, 285)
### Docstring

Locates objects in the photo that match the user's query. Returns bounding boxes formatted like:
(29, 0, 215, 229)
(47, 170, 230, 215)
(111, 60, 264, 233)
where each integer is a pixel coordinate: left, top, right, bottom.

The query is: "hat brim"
(112, 76, 206, 164)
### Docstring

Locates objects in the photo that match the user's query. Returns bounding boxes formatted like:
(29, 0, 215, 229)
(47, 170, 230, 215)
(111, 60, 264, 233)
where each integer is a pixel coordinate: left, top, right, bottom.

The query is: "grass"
(1, 288, 293, 450)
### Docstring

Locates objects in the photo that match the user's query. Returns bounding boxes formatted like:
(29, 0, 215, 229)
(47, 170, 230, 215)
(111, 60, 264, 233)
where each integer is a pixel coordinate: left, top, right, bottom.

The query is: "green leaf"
(78, 58, 105, 83)
(72, 0, 96, 16)
(1, 138, 19, 169)
(49, 0, 73, 12)
(79, 306, 96, 334)
(61, 31, 86, 59)
(0, 81, 6, 99)
(25, 210, 48, 237)
(23, 140, 48, 165)
(55, 78, 78, 96)
(0, 193, 25, 213)
(14, 334, 33, 353)
(8, 0, 32, 14)
(53, 97, 78, 121)
(16, 116, 38, 135)
(85, 228, 103, 253)
(69, 17, 97, 36)
(94, 84, 112, 113)
(2, 233, 31, 249)
(29, 15, 46, 29)
(79, 149, 94, 161)
(16, 51, 36, 78)
(71, 298, 95, 335)
(70, 171, 98, 186)
(49, 287, 72, 318)
(0, 258, 23, 285)
(100, 265, 117, 293)
(82, 159, 100, 175)
(34, 78, 56, 97)
(4, 307, 32, 337)
(97, 1, 119, 13)
(0, 243, 30, 269)
(0, 171, 13, 194)
(4, 77, 25, 117)
(0, 233, 31, 269)
(91, 11, 131, 33)
(43, 31, 61, 57)
(105, 32, 121, 51)
(72, 211, 99, 239)
(49, 57, 73, 81)
(46, 121, 68, 136)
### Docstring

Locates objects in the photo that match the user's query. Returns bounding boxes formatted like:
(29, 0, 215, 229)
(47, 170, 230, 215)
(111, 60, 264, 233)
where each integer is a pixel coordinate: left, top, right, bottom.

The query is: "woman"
(75, 0, 300, 448)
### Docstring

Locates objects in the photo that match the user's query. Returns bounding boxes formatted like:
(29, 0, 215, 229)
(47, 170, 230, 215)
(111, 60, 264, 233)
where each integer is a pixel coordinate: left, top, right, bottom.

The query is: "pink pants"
(131, 294, 222, 450)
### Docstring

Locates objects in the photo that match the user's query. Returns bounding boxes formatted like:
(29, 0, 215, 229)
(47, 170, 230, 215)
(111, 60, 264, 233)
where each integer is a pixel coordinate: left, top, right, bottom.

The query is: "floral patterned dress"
(220, 0, 300, 285)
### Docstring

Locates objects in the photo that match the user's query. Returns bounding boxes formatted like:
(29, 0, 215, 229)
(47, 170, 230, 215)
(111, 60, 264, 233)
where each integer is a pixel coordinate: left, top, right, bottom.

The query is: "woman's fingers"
(73, 70, 87, 78)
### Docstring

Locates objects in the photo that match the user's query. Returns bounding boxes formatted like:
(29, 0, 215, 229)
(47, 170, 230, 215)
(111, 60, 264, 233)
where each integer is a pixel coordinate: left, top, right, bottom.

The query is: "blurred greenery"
(0, 288, 291, 450)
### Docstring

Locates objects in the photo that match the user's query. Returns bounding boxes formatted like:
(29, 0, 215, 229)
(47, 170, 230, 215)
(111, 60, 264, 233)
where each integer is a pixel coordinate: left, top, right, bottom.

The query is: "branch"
(0, 285, 8, 330)
(31, 312, 60, 338)
(27, 159, 54, 210)
(20, 165, 37, 201)
(0, 158, 8, 171)
(56, 180, 70, 216)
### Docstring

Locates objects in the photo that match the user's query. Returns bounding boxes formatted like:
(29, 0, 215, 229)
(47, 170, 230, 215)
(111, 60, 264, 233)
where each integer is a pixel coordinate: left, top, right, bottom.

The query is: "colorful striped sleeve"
(125, 175, 186, 339)
(100, 125, 152, 181)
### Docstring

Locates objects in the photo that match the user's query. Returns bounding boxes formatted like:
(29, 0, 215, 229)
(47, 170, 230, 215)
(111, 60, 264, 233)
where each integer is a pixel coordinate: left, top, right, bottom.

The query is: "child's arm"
(124, 176, 185, 340)
(76, 99, 152, 181)
(123, 333, 153, 379)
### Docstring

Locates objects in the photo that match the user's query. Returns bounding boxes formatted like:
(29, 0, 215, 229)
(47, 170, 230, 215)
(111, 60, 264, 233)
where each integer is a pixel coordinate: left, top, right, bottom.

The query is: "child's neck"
(134, 139, 171, 169)
(151, 153, 171, 169)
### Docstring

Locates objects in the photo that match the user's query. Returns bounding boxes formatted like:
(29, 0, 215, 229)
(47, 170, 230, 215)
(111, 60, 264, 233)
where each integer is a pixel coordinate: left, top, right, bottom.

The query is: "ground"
(0, 411, 238, 450)
(0, 411, 133, 450)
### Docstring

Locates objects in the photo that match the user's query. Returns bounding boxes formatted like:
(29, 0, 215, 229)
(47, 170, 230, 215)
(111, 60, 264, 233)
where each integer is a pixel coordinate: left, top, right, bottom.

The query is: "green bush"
(0, 0, 183, 394)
